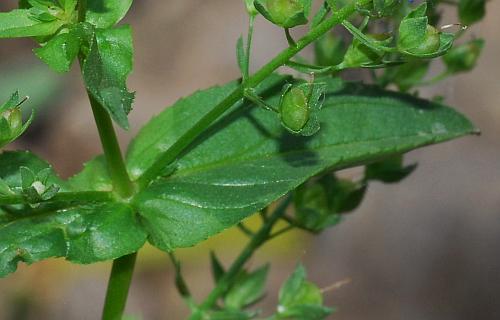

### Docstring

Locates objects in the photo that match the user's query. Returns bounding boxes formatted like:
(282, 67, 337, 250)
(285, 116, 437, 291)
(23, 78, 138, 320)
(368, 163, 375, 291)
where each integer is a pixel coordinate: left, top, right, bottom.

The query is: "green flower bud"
(443, 38, 484, 74)
(254, 0, 312, 28)
(280, 87, 309, 133)
(397, 3, 455, 58)
(0, 92, 33, 148)
(20, 166, 60, 203)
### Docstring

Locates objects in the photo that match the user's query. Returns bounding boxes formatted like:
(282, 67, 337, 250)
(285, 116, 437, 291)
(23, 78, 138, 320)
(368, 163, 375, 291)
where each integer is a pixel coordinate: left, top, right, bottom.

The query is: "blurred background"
(0, 1, 499, 319)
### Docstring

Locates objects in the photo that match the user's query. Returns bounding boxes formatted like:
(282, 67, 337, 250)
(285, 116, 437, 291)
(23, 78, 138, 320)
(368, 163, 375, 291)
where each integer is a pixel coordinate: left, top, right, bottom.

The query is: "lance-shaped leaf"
(0, 9, 63, 38)
(83, 25, 135, 129)
(131, 76, 475, 251)
(0, 151, 146, 277)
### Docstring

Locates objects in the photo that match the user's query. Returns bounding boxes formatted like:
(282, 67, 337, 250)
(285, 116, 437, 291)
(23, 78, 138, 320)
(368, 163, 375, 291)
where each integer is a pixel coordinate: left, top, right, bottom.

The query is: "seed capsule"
(268, 0, 302, 24)
(254, 0, 311, 28)
(406, 25, 441, 55)
(280, 87, 309, 133)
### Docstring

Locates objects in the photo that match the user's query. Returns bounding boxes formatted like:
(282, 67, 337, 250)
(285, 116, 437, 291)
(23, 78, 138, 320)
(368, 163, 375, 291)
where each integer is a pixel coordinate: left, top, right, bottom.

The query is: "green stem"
(137, 0, 365, 189)
(101, 253, 138, 320)
(284, 28, 297, 47)
(415, 71, 451, 86)
(237, 222, 255, 237)
(78, 0, 87, 22)
(244, 15, 255, 83)
(86, 94, 135, 198)
(198, 196, 292, 311)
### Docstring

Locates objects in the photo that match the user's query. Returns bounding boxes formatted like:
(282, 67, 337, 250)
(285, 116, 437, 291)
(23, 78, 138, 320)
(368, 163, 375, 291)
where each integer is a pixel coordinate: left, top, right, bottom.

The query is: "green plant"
(0, 0, 486, 319)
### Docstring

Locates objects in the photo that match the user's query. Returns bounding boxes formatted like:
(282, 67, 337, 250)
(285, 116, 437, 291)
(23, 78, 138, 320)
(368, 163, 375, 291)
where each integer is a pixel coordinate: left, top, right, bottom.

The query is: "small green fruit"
(267, 0, 303, 25)
(0, 92, 32, 148)
(443, 39, 484, 74)
(254, 0, 310, 28)
(406, 25, 441, 55)
(280, 87, 309, 132)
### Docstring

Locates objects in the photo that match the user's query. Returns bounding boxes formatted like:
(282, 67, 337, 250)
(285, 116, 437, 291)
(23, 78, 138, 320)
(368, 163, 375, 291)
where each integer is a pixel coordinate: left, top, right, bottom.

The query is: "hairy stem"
(198, 196, 292, 311)
(101, 253, 138, 320)
(137, 0, 366, 189)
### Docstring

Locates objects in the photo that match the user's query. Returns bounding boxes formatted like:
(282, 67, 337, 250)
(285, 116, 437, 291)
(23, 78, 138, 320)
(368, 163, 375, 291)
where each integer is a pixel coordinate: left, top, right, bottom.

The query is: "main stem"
(87, 95, 137, 319)
(101, 253, 138, 320)
(78, 2, 137, 319)
(137, 0, 365, 189)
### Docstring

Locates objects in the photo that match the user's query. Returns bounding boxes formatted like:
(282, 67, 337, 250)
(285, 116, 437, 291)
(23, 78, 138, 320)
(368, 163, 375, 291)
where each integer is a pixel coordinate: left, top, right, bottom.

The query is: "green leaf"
(0, 151, 146, 277)
(0, 9, 63, 38)
(225, 264, 269, 309)
(126, 74, 289, 181)
(407, 2, 427, 18)
(67, 155, 112, 192)
(0, 201, 146, 277)
(34, 31, 81, 73)
(398, 16, 429, 51)
(85, 0, 133, 28)
(0, 151, 63, 191)
(458, 0, 486, 25)
(59, 0, 78, 14)
(132, 76, 475, 251)
(82, 25, 135, 130)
